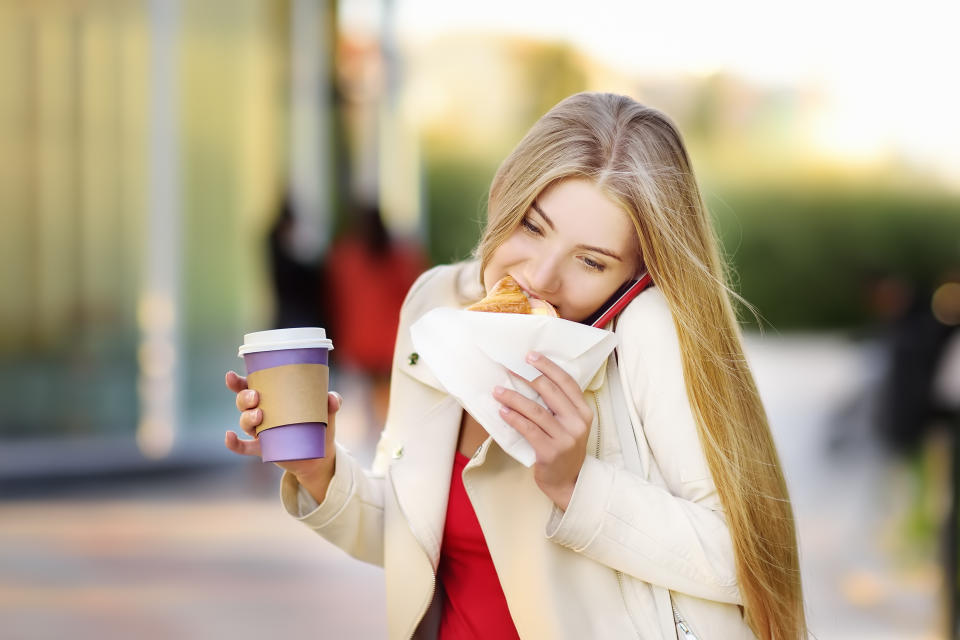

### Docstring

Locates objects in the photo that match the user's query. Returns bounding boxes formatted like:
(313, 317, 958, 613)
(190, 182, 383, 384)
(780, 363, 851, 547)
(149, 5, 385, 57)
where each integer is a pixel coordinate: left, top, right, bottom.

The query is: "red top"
(437, 452, 521, 640)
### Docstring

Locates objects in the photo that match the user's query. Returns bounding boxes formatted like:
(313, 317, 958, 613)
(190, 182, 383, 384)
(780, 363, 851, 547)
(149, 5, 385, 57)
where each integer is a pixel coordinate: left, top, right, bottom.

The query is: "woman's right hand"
(224, 370, 340, 503)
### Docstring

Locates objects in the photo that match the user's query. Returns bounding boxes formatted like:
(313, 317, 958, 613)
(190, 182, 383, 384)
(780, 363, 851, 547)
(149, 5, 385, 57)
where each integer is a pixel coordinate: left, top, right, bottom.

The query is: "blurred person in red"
(323, 205, 427, 437)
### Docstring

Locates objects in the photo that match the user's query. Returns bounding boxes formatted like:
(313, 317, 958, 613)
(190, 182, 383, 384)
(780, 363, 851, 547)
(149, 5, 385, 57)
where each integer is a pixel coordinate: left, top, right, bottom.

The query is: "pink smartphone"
(583, 271, 653, 329)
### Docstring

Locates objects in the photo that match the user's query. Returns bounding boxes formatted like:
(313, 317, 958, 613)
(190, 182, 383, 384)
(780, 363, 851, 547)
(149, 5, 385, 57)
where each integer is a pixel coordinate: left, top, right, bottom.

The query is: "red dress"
(437, 451, 521, 639)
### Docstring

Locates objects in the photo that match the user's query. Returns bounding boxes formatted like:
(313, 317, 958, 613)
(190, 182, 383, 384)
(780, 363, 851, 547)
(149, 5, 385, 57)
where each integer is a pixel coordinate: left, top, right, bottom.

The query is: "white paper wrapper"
(409, 308, 618, 466)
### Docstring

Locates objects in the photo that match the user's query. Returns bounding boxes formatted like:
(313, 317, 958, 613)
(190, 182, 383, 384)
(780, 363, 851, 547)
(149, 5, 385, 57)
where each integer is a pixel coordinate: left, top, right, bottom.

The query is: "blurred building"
(0, 0, 339, 469)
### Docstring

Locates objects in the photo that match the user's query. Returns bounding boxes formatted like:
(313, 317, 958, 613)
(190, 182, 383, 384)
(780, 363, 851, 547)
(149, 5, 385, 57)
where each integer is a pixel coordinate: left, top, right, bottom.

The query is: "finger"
(525, 352, 582, 400)
(507, 369, 574, 420)
(328, 390, 343, 416)
(506, 368, 589, 434)
(499, 403, 553, 452)
(239, 408, 262, 436)
(225, 430, 261, 457)
(225, 371, 248, 393)
(524, 352, 593, 424)
(235, 388, 259, 412)
(324, 391, 342, 436)
(494, 386, 562, 438)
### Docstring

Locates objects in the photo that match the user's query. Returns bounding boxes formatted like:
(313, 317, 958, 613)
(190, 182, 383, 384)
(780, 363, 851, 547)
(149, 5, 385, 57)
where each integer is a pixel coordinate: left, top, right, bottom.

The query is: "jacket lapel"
(397, 339, 446, 392)
(387, 260, 484, 567)
(388, 394, 461, 569)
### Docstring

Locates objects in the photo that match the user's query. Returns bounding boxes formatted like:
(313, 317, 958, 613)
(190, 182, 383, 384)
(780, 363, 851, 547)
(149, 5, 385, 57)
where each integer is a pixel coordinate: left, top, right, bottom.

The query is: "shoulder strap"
(605, 352, 644, 474)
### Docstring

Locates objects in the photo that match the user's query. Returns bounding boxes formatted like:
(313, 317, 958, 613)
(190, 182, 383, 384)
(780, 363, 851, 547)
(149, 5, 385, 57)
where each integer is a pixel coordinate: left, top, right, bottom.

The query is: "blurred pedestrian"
(323, 205, 427, 439)
(872, 276, 958, 453)
(267, 194, 326, 330)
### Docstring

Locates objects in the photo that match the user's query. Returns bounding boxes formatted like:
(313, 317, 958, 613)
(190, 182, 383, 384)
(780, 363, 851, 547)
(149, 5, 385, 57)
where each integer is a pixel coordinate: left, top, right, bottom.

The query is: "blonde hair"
(476, 92, 806, 639)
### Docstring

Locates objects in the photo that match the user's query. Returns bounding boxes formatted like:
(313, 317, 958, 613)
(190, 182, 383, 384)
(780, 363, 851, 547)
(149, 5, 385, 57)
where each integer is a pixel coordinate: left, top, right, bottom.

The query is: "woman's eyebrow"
(531, 200, 624, 262)
(531, 201, 555, 230)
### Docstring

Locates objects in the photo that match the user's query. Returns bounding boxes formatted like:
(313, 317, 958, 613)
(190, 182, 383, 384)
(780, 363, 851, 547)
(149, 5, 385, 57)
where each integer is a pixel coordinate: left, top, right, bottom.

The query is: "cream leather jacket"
(281, 261, 756, 639)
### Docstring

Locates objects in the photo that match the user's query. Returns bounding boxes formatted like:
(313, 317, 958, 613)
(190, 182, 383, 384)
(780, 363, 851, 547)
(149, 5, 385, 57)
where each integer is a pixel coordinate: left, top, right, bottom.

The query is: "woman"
(225, 92, 806, 639)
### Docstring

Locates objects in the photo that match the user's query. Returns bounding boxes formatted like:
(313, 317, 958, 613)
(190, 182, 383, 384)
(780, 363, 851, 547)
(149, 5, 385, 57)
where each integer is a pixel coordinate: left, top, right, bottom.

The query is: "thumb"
(324, 391, 342, 452)
(327, 391, 343, 423)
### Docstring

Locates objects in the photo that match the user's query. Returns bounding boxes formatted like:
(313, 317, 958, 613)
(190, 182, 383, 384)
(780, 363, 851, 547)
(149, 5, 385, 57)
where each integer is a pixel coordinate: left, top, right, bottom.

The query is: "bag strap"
(605, 351, 644, 474)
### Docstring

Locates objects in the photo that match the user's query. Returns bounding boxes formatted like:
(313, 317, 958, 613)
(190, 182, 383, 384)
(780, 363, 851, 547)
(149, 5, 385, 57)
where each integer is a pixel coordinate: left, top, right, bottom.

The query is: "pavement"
(746, 334, 950, 640)
(0, 333, 952, 639)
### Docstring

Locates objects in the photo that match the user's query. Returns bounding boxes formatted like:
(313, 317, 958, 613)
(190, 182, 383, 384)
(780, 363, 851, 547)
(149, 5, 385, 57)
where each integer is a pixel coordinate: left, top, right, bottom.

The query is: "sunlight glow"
(390, 0, 960, 182)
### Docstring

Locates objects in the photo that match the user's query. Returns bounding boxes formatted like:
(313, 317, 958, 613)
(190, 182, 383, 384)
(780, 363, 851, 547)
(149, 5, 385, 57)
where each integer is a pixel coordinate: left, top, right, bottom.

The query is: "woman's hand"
(224, 370, 341, 503)
(493, 352, 593, 511)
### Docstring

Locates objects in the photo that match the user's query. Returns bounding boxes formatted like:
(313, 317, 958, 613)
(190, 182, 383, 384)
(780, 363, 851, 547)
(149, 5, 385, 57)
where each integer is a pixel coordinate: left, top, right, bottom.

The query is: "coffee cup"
(238, 327, 334, 462)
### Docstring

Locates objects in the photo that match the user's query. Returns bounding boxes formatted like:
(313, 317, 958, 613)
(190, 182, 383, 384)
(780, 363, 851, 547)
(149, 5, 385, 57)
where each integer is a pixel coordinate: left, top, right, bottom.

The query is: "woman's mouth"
(513, 278, 542, 301)
(512, 277, 559, 316)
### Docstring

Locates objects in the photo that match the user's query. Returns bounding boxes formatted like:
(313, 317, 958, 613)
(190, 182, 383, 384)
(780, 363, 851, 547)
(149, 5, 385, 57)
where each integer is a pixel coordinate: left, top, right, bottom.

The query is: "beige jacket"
(281, 261, 755, 639)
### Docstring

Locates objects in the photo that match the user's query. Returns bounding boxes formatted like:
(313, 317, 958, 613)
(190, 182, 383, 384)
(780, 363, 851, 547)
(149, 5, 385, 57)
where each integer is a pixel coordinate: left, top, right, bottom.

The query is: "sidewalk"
(746, 333, 947, 640)
(0, 463, 388, 640)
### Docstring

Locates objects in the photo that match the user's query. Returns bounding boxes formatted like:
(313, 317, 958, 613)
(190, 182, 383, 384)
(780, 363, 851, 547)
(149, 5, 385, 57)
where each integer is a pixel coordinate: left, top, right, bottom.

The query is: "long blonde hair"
(476, 92, 805, 639)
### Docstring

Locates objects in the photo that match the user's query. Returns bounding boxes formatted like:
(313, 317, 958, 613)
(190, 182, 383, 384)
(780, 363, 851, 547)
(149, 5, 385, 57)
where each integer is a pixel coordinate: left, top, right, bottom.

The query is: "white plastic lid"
(238, 327, 334, 356)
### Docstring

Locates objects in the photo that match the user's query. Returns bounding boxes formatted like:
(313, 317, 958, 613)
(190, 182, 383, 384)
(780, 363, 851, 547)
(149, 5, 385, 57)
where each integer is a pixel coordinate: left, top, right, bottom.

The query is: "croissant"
(467, 276, 530, 314)
(467, 276, 558, 317)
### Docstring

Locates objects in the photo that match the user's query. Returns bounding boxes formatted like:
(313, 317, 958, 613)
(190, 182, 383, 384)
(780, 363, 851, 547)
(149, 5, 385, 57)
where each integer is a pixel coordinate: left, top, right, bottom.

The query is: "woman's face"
(482, 179, 641, 322)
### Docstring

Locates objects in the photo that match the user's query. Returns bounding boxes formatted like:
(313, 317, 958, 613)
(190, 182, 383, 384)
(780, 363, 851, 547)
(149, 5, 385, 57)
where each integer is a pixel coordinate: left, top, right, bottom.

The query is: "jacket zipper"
(592, 391, 641, 639)
(672, 602, 699, 640)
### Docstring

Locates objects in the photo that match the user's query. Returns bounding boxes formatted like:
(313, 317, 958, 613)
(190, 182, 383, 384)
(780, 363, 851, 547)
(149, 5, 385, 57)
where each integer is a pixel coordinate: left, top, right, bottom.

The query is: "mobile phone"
(582, 271, 653, 329)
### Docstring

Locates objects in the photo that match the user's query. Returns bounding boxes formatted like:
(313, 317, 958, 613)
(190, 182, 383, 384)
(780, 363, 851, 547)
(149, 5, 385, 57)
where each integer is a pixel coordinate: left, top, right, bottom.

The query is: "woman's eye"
(582, 257, 606, 272)
(521, 217, 542, 235)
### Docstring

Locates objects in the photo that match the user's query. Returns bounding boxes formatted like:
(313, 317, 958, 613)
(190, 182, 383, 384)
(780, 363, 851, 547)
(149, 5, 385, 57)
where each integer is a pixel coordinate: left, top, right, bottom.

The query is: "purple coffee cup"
(238, 328, 334, 462)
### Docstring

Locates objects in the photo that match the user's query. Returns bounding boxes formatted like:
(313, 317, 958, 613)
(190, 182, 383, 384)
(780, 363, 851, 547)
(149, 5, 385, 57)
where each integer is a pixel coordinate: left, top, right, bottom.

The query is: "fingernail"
(527, 352, 540, 362)
(246, 390, 257, 403)
(499, 405, 509, 415)
(493, 385, 505, 396)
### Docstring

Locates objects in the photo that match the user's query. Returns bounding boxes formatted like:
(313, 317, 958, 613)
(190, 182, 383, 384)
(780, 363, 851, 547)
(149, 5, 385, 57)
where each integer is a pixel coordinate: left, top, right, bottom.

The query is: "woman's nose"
(526, 256, 561, 294)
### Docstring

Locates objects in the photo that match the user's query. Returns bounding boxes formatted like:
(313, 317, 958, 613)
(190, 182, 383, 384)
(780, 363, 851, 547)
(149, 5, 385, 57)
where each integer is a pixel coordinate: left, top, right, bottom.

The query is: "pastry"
(529, 297, 558, 317)
(467, 276, 531, 314)
(467, 276, 558, 317)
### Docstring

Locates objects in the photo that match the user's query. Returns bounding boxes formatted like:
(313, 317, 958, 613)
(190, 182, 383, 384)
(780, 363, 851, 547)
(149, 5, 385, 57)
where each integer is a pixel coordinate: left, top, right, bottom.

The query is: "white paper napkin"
(409, 308, 618, 466)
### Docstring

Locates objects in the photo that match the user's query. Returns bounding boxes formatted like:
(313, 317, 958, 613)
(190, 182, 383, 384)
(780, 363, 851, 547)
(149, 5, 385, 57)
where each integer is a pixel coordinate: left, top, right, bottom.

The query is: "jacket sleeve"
(279, 446, 387, 566)
(545, 290, 741, 605)
(277, 265, 446, 566)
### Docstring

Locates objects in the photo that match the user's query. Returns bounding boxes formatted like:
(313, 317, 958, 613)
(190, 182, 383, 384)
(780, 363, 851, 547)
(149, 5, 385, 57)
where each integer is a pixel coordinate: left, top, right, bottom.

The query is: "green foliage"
(424, 154, 501, 265)
(518, 43, 589, 130)
(708, 186, 960, 330)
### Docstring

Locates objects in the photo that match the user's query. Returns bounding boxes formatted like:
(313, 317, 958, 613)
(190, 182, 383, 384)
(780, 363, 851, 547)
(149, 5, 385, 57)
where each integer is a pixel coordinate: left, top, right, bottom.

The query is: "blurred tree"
(518, 42, 588, 131)
(419, 37, 589, 265)
(710, 186, 960, 330)
(424, 154, 498, 265)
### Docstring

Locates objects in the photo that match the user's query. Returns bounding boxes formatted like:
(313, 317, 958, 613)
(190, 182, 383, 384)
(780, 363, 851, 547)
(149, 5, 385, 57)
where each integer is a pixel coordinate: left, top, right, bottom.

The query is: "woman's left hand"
(494, 351, 594, 511)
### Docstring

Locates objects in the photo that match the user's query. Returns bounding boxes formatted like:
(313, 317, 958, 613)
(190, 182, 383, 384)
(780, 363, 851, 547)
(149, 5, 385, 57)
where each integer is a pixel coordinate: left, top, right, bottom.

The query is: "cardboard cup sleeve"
(246, 363, 329, 435)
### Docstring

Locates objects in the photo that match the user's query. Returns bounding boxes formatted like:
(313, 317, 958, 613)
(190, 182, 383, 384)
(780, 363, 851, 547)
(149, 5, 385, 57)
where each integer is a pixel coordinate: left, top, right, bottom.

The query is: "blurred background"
(1, 0, 958, 638)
